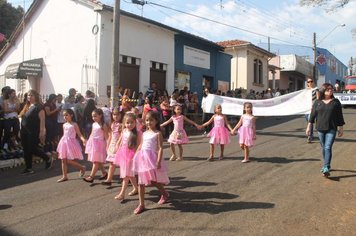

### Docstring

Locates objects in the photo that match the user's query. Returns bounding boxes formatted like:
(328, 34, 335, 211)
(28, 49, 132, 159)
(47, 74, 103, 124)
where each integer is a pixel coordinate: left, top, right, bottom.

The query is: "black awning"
(4, 58, 43, 79)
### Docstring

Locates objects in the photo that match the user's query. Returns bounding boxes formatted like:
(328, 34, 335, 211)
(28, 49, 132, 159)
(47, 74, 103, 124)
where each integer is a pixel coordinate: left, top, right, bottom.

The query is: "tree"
(0, 0, 24, 49)
(300, 0, 349, 12)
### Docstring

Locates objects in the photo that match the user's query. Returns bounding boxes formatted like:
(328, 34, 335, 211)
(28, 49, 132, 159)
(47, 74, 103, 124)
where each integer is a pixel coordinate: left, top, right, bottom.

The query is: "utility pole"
(313, 32, 316, 83)
(110, 0, 120, 108)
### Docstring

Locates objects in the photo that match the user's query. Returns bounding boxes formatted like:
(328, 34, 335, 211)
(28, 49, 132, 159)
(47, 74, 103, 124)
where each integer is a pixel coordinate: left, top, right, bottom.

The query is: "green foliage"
(0, 0, 24, 48)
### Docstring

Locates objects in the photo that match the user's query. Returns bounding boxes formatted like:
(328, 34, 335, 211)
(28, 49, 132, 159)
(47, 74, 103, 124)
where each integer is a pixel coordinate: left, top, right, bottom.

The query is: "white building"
(217, 40, 275, 93)
(0, 0, 175, 105)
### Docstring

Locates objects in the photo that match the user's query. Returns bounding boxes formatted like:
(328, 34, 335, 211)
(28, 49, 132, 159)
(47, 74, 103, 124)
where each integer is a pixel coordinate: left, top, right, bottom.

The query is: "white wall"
(97, 13, 175, 104)
(0, 0, 100, 96)
(0, 0, 176, 104)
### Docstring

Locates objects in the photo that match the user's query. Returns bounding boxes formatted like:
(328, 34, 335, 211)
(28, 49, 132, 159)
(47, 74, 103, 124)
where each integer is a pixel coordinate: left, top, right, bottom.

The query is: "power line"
(139, 0, 310, 47)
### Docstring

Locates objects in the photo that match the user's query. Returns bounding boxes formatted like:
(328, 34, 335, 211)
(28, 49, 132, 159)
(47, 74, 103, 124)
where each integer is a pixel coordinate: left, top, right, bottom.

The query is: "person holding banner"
(201, 88, 212, 135)
(306, 79, 319, 143)
(199, 104, 232, 161)
(306, 83, 345, 177)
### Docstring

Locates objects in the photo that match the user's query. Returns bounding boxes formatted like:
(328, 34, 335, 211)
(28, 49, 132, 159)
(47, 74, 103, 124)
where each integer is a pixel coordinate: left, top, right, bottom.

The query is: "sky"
(8, 0, 356, 66)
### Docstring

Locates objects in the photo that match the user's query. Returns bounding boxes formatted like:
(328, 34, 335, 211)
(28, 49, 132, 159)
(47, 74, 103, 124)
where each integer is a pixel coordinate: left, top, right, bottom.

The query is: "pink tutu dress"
(57, 122, 83, 160)
(106, 122, 121, 163)
(207, 115, 230, 145)
(132, 130, 170, 185)
(167, 115, 188, 144)
(238, 114, 255, 147)
(85, 122, 107, 163)
(114, 129, 136, 178)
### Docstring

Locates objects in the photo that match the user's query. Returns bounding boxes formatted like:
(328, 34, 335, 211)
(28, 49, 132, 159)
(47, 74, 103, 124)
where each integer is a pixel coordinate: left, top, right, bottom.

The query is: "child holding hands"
(160, 105, 199, 161)
(199, 104, 232, 161)
(56, 109, 86, 182)
(231, 102, 256, 163)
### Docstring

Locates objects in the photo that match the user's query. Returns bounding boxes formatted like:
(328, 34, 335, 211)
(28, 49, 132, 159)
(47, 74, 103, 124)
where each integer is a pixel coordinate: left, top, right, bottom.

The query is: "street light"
(313, 24, 346, 83)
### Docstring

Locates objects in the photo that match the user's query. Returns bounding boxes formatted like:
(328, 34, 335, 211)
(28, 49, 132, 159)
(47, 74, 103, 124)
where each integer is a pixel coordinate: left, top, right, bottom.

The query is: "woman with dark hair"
(44, 94, 60, 156)
(20, 90, 52, 174)
(306, 83, 345, 177)
(82, 99, 96, 139)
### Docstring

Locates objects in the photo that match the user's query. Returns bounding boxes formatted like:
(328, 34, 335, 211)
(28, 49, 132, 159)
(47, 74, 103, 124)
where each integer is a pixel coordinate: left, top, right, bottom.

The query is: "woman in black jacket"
(306, 83, 345, 177)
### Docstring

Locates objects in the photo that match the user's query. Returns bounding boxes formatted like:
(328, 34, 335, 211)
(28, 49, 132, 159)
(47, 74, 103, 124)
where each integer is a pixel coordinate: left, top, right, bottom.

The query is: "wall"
(174, 34, 230, 98)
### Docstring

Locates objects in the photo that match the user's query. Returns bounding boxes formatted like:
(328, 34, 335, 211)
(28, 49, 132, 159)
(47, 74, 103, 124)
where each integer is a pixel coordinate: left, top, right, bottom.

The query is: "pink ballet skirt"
(208, 115, 230, 144)
(167, 115, 188, 144)
(113, 129, 135, 177)
(85, 122, 107, 163)
(132, 131, 170, 185)
(57, 122, 83, 160)
(238, 114, 255, 147)
(106, 122, 121, 163)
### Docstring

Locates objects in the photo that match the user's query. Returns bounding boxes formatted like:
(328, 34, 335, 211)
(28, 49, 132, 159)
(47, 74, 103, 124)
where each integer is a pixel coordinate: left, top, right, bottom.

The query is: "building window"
(254, 59, 263, 84)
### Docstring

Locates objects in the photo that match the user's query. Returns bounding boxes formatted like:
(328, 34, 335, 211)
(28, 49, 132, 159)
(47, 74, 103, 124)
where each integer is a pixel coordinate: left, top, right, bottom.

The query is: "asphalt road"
(1, 108, 355, 236)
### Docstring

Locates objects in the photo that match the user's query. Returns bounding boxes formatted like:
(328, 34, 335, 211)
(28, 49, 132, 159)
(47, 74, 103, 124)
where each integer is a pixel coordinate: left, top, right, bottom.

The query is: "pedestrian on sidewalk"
(20, 90, 53, 174)
(231, 102, 256, 163)
(56, 109, 86, 182)
(306, 83, 345, 177)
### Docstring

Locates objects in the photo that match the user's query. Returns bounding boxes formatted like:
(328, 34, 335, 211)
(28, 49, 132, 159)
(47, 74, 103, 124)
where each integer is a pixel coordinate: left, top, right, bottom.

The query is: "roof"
(217, 39, 275, 57)
(216, 40, 250, 47)
(0, 0, 224, 61)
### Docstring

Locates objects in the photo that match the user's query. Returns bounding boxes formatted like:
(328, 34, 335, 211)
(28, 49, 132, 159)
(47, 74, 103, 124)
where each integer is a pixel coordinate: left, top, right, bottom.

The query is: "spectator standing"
(20, 90, 53, 174)
(3, 89, 20, 150)
(44, 94, 60, 156)
(82, 99, 96, 139)
(56, 94, 65, 140)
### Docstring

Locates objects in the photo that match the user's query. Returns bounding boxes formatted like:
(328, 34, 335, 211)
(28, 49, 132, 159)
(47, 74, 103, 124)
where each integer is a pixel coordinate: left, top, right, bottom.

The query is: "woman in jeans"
(306, 83, 345, 177)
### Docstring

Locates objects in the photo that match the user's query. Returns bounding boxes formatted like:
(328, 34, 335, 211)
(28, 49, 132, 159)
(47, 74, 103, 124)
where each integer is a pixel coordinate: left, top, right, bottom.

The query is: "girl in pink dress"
(113, 112, 139, 201)
(131, 107, 144, 132)
(83, 108, 109, 183)
(102, 108, 123, 185)
(199, 104, 232, 161)
(56, 109, 86, 183)
(160, 105, 199, 161)
(132, 111, 170, 214)
(231, 102, 256, 163)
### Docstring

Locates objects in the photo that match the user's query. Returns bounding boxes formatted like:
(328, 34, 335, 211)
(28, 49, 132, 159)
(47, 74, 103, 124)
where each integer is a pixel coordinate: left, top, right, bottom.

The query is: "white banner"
(202, 89, 312, 116)
(334, 93, 356, 105)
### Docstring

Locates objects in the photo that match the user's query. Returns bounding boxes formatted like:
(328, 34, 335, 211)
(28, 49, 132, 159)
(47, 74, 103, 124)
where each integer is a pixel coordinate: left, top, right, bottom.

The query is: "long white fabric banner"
(334, 93, 356, 105)
(202, 89, 312, 116)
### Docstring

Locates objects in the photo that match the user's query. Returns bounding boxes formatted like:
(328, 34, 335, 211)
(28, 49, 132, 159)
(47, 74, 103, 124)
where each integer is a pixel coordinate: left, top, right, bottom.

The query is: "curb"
(0, 158, 25, 170)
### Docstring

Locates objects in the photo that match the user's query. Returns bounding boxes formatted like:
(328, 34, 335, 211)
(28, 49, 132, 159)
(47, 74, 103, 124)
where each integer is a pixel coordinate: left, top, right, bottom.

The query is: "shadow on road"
(152, 176, 275, 214)
(327, 169, 356, 181)
(251, 156, 319, 164)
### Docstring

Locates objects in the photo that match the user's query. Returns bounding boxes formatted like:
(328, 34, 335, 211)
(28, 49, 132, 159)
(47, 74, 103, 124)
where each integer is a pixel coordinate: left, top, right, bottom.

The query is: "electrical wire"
(143, 0, 310, 47)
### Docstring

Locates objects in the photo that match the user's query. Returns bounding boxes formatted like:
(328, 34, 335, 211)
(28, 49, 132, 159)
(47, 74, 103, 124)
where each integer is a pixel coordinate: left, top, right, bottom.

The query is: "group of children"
(55, 102, 257, 214)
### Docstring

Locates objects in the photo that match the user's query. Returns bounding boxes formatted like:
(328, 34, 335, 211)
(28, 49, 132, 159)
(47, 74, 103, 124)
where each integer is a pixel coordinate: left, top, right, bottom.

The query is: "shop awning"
(4, 58, 43, 79)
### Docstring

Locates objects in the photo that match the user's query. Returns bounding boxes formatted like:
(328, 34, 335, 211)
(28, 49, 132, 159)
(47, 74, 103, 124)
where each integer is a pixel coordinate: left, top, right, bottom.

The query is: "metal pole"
(110, 0, 120, 108)
(313, 32, 316, 83)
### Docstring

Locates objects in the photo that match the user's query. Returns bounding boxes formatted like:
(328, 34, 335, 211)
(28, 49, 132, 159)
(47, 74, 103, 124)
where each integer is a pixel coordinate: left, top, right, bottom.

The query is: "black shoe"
(45, 156, 53, 169)
(21, 169, 34, 175)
